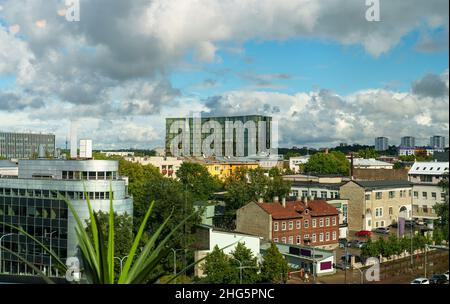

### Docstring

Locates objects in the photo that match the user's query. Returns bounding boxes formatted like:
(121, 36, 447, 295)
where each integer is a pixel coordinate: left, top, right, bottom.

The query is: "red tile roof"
(256, 200, 338, 219)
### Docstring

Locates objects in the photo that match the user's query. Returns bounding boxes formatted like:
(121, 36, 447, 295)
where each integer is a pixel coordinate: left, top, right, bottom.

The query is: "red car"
(355, 230, 372, 237)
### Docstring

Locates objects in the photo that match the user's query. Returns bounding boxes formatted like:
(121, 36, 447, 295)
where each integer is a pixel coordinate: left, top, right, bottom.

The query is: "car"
(411, 278, 430, 284)
(430, 274, 448, 284)
(355, 230, 372, 237)
(338, 238, 348, 248)
(335, 262, 351, 270)
(355, 241, 367, 248)
(347, 240, 359, 248)
(373, 227, 390, 234)
(444, 271, 449, 281)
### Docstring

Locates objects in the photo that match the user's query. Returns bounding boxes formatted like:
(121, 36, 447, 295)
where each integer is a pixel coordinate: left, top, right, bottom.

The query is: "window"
(274, 222, 279, 231)
(422, 192, 427, 199)
(380, 221, 385, 227)
(292, 190, 299, 197)
(302, 190, 308, 197)
(282, 222, 287, 231)
(442, 193, 446, 200)
(326, 232, 330, 241)
(326, 217, 330, 227)
(311, 234, 316, 243)
(332, 231, 337, 240)
(319, 233, 324, 242)
(281, 237, 287, 244)
(375, 192, 382, 200)
(311, 191, 317, 198)
(296, 220, 300, 229)
(409, 190, 412, 197)
(312, 219, 317, 228)
(304, 220, 309, 228)
(375, 207, 383, 217)
(389, 191, 395, 199)
(414, 191, 419, 198)
(319, 218, 324, 227)
(289, 236, 294, 244)
(431, 192, 437, 199)
(296, 235, 301, 245)
(304, 234, 310, 242)
(332, 217, 337, 226)
(321, 191, 327, 199)
(273, 238, 279, 243)
(389, 207, 393, 215)
(289, 221, 293, 231)
(365, 194, 371, 200)
(423, 205, 428, 213)
(375, 221, 379, 228)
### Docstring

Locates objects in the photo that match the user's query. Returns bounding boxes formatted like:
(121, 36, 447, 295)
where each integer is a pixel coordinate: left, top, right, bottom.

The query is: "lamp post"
(230, 257, 243, 284)
(170, 248, 184, 277)
(44, 231, 57, 277)
(114, 256, 129, 275)
(0, 233, 14, 274)
(355, 267, 364, 284)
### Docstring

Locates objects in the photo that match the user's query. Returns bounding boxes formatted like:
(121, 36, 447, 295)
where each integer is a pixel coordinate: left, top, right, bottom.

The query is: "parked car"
(373, 227, 390, 234)
(430, 274, 448, 284)
(355, 241, 367, 248)
(338, 238, 348, 248)
(335, 262, 351, 270)
(444, 271, 449, 281)
(410, 278, 430, 284)
(347, 240, 359, 248)
(355, 230, 372, 237)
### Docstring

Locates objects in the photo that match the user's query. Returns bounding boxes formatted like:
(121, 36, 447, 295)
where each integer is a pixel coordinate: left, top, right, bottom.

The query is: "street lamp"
(355, 267, 364, 284)
(44, 231, 57, 277)
(0, 233, 14, 274)
(114, 256, 129, 275)
(170, 248, 184, 277)
(230, 257, 243, 284)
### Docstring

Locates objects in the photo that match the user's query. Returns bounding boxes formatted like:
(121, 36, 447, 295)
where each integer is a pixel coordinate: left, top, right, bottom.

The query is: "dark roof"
(349, 180, 413, 190)
(433, 152, 449, 162)
(291, 181, 344, 190)
(257, 200, 339, 220)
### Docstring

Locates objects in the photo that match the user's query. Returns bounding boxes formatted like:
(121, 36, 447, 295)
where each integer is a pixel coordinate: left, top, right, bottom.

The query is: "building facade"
(430, 136, 446, 149)
(236, 199, 339, 250)
(165, 115, 272, 157)
(400, 136, 415, 148)
(184, 156, 259, 180)
(124, 156, 183, 178)
(340, 180, 413, 232)
(0, 132, 55, 159)
(352, 158, 394, 169)
(0, 160, 18, 177)
(375, 137, 389, 151)
(288, 156, 310, 173)
(0, 159, 133, 277)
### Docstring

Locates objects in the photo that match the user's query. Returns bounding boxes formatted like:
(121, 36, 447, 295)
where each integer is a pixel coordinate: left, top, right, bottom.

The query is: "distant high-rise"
(430, 136, 445, 149)
(400, 136, 415, 148)
(375, 137, 388, 151)
(0, 131, 55, 159)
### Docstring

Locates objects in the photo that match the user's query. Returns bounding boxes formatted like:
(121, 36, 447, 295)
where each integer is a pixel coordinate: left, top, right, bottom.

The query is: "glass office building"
(165, 115, 272, 157)
(0, 159, 133, 277)
(0, 132, 56, 159)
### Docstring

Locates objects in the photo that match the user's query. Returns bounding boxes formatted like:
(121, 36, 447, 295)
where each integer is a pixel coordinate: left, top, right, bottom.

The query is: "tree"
(434, 173, 449, 241)
(176, 162, 221, 202)
(357, 148, 379, 159)
(201, 246, 237, 284)
(230, 242, 260, 284)
(260, 242, 288, 283)
(85, 211, 133, 276)
(303, 151, 350, 176)
(361, 237, 379, 258)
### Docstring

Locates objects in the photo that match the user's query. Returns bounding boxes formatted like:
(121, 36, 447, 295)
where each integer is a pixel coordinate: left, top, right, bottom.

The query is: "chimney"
(350, 152, 354, 180)
(304, 196, 309, 208)
(273, 196, 279, 203)
(281, 197, 286, 208)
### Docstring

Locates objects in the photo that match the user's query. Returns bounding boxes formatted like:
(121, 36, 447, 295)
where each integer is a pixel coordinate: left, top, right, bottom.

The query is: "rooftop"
(256, 199, 339, 220)
(290, 181, 344, 190)
(352, 158, 393, 167)
(349, 180, 413, 190)
(0, 160, 18, 168)
(408, 161, 449, 176)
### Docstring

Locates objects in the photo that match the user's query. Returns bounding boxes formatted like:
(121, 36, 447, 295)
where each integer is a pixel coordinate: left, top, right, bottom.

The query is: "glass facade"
(0, 132, 55, 159)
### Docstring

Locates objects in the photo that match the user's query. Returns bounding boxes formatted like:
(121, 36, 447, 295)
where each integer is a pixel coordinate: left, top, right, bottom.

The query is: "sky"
(0, 0, 449, 150)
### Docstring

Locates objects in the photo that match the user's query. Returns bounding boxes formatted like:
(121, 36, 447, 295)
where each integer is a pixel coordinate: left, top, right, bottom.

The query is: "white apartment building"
(289, 156, 310, 173)
(124, 156, 183, 178)
(352, 158, 394, 169)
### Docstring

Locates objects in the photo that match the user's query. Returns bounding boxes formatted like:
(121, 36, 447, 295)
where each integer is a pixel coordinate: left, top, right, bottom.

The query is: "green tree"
(434, 173, 449, 241)
(357, 148, 379, 159)
(201, 246, 237, 283)
(260, 242, 288, 283)
(85, 211, 133, 276)
(361, 237, 379, 258)
(230, 242, 260, 284)
(303, 151, 350, 176)
(176, 162, 221, 202)
(393, 162, 403, 169)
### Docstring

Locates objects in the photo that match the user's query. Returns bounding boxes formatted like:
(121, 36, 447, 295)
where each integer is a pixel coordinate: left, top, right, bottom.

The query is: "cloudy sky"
(0, 0, 448, 149)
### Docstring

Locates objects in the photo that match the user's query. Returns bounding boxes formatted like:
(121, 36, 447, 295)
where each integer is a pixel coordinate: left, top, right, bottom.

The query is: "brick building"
(236, 198, 339, 250)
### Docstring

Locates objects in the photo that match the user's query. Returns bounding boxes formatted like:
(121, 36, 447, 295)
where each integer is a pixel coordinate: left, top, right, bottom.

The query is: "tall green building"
(165, 115, 272, 157)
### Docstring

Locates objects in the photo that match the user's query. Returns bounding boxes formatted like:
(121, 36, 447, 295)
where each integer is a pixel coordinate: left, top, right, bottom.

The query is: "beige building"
(124, 156, 183, 178)
(340, 180, 413, 232)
